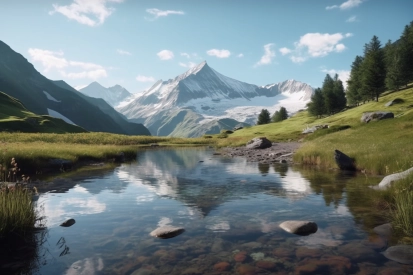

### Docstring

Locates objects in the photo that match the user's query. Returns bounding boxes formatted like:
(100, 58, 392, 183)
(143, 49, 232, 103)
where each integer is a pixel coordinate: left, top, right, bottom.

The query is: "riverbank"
(220, 142, 301, 164)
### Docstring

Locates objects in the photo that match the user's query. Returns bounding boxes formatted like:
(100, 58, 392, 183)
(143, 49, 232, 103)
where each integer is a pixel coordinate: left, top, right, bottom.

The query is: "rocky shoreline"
(220, 142, 301, 164)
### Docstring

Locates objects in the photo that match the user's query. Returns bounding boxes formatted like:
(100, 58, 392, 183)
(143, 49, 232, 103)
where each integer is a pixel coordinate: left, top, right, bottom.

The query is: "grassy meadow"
(216, 85, 413, 175)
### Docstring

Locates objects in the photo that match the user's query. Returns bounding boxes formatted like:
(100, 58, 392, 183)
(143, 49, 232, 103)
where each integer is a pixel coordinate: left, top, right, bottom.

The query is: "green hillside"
(0, 91, 87, 133)
(217, 85, 413, 175)
(0, 40, 150, 136)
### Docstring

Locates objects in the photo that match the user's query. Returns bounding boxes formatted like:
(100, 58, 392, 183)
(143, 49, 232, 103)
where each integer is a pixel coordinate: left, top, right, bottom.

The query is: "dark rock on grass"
(279, 220, 318, 236)
(382, 245, 413, 265)
(150, 226, 185, 239)
(361, 111, 394, 123)
(334, 149, 356, 171)
(385, 98, 404, 107)
(246, 137, 272, 149)
(60, 218, 76, 227)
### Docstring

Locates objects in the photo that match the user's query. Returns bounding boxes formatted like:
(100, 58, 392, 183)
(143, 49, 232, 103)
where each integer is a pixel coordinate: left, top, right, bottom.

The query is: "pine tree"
(398, 23, 413, 85)
(257, 109, 271, 125)
(346, 55, 364, 106)
(272, 107, 288, 122)
(307, 88, 325, 118)
(322, 74, 336, 114)
(362, 35, 386, 102)
(384, 40, 403, 91)
(332, 74, 346, 112)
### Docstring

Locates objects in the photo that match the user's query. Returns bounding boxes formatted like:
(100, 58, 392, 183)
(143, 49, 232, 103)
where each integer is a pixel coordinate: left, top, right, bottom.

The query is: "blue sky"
(1, 0, 412, 93)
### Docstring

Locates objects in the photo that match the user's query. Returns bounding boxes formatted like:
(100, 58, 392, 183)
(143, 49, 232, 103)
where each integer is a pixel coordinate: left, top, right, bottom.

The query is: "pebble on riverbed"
(149, 226, 185, 239)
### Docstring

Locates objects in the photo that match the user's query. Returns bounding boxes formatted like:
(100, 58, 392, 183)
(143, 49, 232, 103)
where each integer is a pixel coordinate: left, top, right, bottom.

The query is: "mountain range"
(0, 40, 150, 136)
(79, 82, 132, 107)
(115, 61, 313, 137)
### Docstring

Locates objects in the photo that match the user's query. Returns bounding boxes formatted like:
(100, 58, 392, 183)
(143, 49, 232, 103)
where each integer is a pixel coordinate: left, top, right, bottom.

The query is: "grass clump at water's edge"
(372, 173, 413, 239)
(0, 133, 216, 172)
(0, 185, 39, 237)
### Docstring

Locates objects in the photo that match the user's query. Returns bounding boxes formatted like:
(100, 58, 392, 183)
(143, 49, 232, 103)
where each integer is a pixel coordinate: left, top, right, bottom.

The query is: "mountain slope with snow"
(116, 61, 313, 137)
(79, 82, 132, 107)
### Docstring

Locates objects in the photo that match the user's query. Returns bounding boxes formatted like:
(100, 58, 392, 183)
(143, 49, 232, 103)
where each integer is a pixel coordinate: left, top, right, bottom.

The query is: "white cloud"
(279, 47, 292, 55)
(62, 69, 107, 79)
(254, 43, 275, 67)
(291, 56, 306, 63)
(181, 52, 190, 58)
(340, 0, 364, 10)
(69, 61, 103, 70)
(49, 0, 123, 27)
(157, 50, 174, 60)
(326, 5, 338, 10)
(294, 32, 351, 58)
(345, 33, 353, 38)
(28, 48, 107, 80)
(146, 8, 184, 20)
(335, 44, 346, 52)
(136, 75, 156, 82)
(117, 49, 131, 55)
(326, 0, 364, 10)
(206, 49, 231, 58)
(322, 69, 351, 89)
(179, 62, 197, 68)
(346, 15, 357, 22)
(237, 53, 244, 58)
(28, 48, 68, 71)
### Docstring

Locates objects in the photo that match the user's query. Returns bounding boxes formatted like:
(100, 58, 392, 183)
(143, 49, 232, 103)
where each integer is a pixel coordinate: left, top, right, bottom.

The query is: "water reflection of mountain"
(117, 148, 313, 217)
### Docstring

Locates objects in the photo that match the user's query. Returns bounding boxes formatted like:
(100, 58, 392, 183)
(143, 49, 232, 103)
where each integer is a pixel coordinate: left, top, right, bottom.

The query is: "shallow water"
(13, 148, 413, 274)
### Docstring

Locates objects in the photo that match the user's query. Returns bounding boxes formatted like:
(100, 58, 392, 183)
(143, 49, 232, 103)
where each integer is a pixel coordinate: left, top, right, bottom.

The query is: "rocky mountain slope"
(0, 40, 150, 136)
(79, 82, 132, 107)
(116, 61, 313, 137)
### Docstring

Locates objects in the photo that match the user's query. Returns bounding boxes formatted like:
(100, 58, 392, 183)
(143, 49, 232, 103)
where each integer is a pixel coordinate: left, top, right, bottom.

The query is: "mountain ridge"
(0, 40, 150, 136)
(116, 61, 313, 137)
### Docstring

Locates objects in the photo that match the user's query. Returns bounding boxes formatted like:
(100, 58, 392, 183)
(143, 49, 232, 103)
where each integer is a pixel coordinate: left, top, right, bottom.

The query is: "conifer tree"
(362, 35, 386, 102)
(257, 109, 271, 125)
(346, 55, 364, 106)
(322, 74, 336, 114)
(384, 40, 403, 91)
(332, 74, 346, 112)
(307, 88, 325, 118)
(272, 107, 288, 122)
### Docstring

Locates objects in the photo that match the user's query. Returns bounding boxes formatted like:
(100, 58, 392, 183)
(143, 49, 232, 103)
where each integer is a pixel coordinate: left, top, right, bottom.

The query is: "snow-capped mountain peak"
(79, 82, 132, 107)
(115, 61, 314, 137)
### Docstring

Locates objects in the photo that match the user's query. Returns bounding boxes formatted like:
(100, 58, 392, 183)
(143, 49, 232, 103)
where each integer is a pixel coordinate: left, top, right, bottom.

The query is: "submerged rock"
(66, 257, 103, 275)
(382, 245, 413, 265)
(60, 218, 76, 227)
(279, 220, 318, 236)
(149, 226, 185, 239)
(373, 223, 392, 237)
(246, 137, 272, 149)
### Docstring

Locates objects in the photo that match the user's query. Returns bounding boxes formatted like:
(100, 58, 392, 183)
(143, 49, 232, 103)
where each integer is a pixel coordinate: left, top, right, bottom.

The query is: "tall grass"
(0, 185, 38, 236)
(391, 175, 413, 236)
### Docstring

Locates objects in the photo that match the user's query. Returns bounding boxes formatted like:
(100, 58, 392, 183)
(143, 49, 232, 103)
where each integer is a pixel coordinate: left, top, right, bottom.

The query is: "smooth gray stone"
(279, 220, 318, 236)
(382, 245, 413, 265)
(149, 226, 185, 239)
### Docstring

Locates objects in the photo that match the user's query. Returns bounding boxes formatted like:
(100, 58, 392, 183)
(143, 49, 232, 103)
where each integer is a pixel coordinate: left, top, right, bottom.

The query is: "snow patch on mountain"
(47, 108, 77, 125)
(43, 91, 61, 102)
